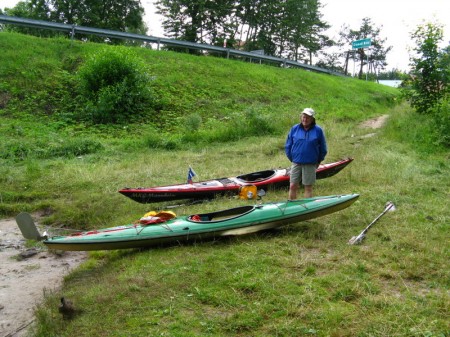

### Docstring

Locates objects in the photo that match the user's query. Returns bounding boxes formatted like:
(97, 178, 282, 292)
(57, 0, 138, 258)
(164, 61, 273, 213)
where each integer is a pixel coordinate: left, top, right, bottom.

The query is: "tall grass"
(5, 104, 449, 336)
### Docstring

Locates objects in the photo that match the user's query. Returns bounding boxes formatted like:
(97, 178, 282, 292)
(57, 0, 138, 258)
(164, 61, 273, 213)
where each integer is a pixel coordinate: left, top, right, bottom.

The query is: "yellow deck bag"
(239, 185, 257, 200)
(139, 210, 176, 225)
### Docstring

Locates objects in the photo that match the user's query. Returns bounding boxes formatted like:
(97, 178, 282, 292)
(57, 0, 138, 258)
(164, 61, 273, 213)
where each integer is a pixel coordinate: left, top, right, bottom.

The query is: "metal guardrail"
(0, 14, 343, 76)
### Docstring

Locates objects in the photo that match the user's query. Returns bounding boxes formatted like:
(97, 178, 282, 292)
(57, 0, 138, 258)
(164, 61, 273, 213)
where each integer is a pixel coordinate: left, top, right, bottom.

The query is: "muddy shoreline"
(0, 216, 86, 337)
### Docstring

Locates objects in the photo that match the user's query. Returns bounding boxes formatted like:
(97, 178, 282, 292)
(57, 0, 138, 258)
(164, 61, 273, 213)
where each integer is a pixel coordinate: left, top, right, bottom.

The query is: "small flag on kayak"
(187, 166, 197, 184)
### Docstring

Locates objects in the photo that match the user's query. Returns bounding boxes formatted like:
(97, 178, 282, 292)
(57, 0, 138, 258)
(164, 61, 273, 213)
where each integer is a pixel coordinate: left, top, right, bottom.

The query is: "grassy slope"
(0, 33, 448, 336)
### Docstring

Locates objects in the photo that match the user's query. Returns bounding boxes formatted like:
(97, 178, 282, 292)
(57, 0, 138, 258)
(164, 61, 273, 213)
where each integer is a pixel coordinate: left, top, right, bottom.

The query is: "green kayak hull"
(44, 194, 359, 251)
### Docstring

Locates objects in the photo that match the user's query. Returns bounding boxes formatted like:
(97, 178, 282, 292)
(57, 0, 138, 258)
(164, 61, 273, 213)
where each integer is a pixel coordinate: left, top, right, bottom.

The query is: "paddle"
(348, 201, 396, 245)
(15, 212, 47, 241)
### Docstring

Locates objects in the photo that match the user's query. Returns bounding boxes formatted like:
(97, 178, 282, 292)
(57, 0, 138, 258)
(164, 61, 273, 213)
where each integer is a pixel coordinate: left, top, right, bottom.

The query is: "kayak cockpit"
(235, 170, 277, 183)
(188, 205, 255, 222)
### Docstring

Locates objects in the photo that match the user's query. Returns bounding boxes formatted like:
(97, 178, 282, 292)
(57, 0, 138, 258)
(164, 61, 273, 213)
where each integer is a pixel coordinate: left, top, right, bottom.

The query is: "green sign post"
(352, 38, 371, 49)
(351, 38, 372, 81)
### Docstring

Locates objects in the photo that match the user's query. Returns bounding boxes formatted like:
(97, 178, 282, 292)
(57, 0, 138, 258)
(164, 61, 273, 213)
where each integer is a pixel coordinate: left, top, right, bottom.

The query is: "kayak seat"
(189, 215, 211, 222)
(189, 206, 253, 222)
(236, 170, 275, 182)
(190, 215, 201, 221)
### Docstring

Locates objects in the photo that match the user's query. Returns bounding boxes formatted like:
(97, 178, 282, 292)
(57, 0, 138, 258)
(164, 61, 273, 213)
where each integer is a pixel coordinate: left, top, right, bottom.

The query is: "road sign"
(352, 38, 371, 49)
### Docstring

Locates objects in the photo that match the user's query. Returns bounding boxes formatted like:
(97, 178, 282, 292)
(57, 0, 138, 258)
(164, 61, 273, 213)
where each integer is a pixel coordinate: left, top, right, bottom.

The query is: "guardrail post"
(70, 24, 75, 41)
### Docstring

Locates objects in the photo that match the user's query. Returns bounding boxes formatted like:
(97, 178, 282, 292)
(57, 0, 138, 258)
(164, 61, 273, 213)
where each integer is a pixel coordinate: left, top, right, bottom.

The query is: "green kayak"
(17, 194, 359, 251)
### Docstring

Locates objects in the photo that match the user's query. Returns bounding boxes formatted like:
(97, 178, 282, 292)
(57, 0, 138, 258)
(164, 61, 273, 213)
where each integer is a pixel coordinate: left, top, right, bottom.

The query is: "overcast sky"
(320, 0, 450, 71)
(3, 0, 450, 71)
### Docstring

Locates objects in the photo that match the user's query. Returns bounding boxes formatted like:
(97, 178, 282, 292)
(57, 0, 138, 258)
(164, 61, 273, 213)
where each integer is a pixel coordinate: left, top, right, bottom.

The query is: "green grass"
(0, 32, 448, 336)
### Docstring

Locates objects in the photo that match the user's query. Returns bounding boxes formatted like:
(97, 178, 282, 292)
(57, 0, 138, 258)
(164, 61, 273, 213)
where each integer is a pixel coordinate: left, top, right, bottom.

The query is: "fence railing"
(0, 14, 344, 76)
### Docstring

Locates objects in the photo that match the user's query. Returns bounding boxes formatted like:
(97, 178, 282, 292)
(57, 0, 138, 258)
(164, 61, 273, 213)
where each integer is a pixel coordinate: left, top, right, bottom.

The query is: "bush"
(432, 98, 450, 147)
(77, 48, 155, 124)
(184, 113, 202, 132)
(402, 22, 447, 115)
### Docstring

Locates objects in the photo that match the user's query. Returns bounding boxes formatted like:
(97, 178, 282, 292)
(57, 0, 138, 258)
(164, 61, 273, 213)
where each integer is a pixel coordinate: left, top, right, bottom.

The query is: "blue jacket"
(285, 123, 327, 164)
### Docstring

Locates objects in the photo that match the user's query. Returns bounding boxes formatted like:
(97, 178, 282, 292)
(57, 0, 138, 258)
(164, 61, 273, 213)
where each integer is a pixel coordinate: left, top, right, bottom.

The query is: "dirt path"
(359, 114, 389, 129)
(0, 216, 87, 337)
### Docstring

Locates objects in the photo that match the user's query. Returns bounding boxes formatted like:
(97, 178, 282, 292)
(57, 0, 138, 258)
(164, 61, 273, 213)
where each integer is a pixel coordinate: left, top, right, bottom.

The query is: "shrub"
(177, 106, 278, 146)
(242, 106, 276, 136)
(77, 48, 154, 124)
(184, 113, 202, 132)
(143, 129, 181, 150)
(431, 98, 450, 147)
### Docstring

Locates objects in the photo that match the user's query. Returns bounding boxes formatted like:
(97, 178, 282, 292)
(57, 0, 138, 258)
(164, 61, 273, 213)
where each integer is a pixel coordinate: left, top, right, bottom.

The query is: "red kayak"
(119, 158, 353, 203)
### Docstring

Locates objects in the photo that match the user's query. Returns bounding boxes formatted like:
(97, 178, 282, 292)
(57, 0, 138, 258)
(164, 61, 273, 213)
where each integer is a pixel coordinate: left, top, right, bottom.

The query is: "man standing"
(285, 108, 327, 199)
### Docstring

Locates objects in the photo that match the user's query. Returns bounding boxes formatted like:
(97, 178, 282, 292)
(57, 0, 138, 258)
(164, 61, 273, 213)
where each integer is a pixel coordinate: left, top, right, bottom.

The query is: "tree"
(203, 0, 239, 47)
(3, 0, 55, 37)
(377, 68, 408, 81)
(156, 0, 236, 46)
(156, 0, 329, 59)
(282, 0, 330, 64)
(80, 0, 147, 37)
(338, 18, 391, 78)
(315, 52, 344, 73)
(403, 22, 449, 114)
(241, 0, 280, 54)
(3, 0, 147, 40)
(402, 22, 449, 147)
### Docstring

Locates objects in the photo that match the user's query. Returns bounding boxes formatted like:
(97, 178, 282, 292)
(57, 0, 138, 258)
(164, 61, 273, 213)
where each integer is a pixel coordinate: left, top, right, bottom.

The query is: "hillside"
(0, 32, 448, 337)
(0, 32, 398, 129)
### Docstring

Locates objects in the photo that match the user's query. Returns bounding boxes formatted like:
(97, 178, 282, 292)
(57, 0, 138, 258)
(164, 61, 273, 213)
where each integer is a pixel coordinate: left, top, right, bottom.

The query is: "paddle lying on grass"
(348, 201, 396, 245)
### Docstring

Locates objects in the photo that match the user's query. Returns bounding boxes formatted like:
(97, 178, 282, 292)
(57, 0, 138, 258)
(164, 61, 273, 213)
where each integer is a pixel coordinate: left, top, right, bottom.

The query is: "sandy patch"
(0, 216, 87, 337)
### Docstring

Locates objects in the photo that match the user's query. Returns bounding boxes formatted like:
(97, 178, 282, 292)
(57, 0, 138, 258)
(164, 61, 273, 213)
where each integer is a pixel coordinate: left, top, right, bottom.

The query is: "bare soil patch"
(0, 216, 87, 337)
(360, 114, 390, 129)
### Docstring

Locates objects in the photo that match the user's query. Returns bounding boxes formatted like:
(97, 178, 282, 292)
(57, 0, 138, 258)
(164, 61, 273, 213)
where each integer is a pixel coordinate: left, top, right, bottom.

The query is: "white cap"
(302, 108, 315, 118)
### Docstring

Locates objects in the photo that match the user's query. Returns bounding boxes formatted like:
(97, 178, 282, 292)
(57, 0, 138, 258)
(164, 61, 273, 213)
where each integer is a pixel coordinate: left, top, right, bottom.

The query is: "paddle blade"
(348, 234, 365, 245)
(386, 201, 396, 212)
(15, 212, 44, 241)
